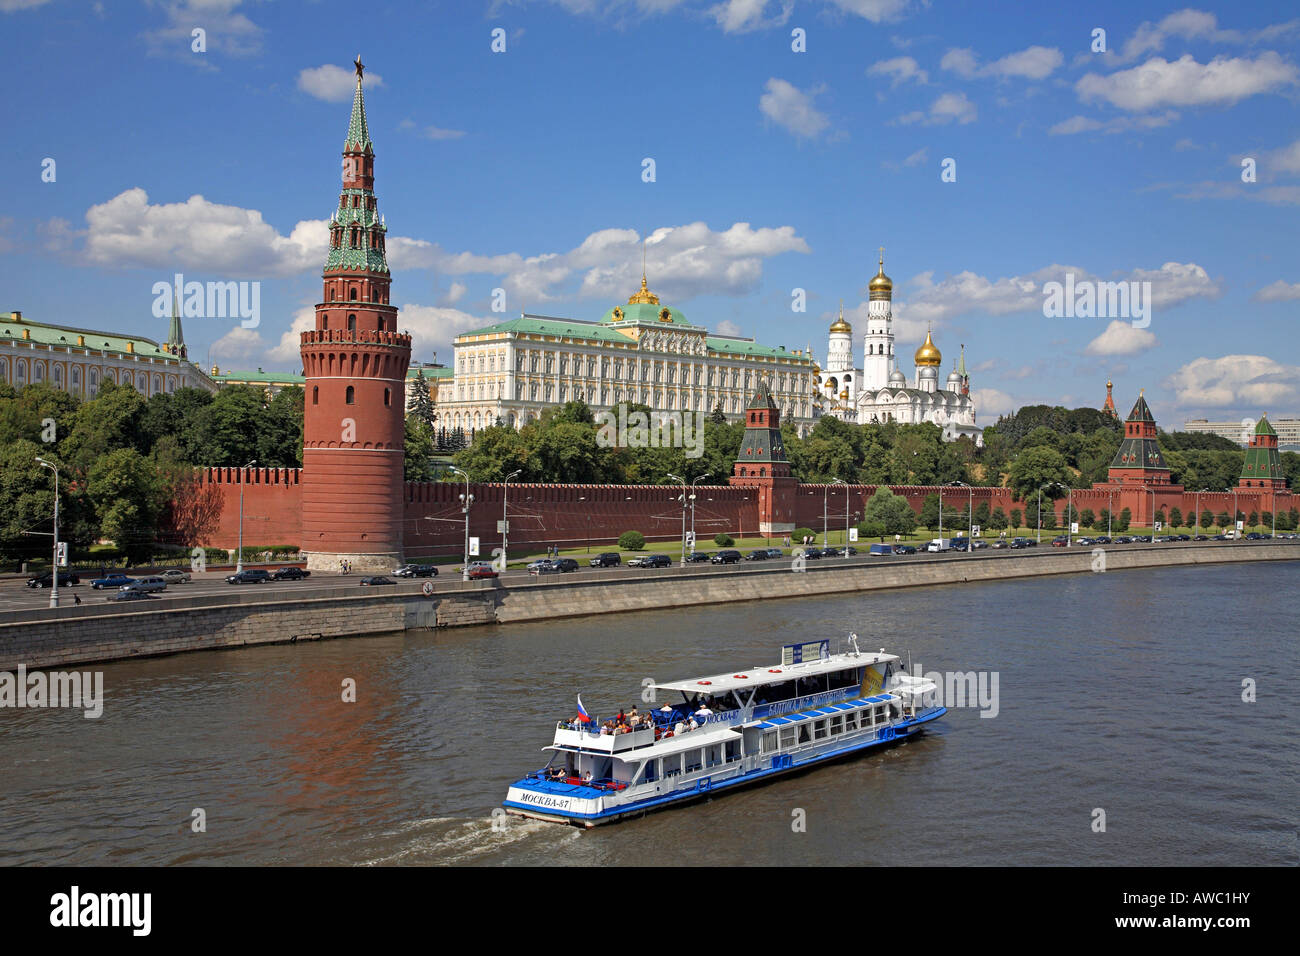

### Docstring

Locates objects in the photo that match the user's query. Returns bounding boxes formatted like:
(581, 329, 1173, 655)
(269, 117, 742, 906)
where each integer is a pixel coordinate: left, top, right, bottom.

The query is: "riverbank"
(1, 542, 1294, 670)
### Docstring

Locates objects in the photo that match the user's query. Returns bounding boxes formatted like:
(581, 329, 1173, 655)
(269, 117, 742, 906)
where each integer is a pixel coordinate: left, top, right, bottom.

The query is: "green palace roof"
(1254, 415, 1277, 436)
(214, 366, 448, 385)
(1, 312, 185, 363)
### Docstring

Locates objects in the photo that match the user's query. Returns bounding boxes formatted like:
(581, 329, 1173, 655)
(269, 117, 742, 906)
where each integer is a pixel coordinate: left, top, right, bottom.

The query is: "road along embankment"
(1, 543, 1294, 670)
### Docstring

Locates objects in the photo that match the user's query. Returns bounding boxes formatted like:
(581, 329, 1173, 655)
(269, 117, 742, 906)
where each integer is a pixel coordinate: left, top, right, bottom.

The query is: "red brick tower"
(1238, 415, 1286, 490)
(730, 380, 798, 534)
(300, 57, 411, 572)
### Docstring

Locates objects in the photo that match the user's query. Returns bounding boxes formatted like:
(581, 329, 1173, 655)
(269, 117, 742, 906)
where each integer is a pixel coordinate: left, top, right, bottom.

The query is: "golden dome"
(829, 301, 851, 334)
(628, 274, 660, 305)
(868, 247, 892, 299)
(914, 329, 942, 367)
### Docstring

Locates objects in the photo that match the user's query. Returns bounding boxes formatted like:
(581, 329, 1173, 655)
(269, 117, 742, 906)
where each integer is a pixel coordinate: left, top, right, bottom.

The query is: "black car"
(359, 576, 395, 586)
(640, 554, 672, 569)
(895, 544, 917, 555)
(271, 567, 312, 581)
(589, 552, 621, 568)
(684, 552, 713, 563)
(1193, 534, 1208, 541)
(392, 564, 437, 578)
(1093, 536, 1112, 544)
(798, 546, 823, 559)
(105, 589, 155, 602)
(226, 569, 271, 584)
(26, 571, 81, 588)
(744, 549, 770, 561)
(710, 550, 742, 564)
(551, 558, 579, 572)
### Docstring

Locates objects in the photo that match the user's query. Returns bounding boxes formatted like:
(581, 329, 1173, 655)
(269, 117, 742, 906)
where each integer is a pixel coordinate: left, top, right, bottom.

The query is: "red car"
(466, 562, 499, 579)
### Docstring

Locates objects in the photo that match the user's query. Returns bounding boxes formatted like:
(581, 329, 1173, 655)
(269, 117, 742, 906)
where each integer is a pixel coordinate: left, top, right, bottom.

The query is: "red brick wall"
(196, 467, 303, 548)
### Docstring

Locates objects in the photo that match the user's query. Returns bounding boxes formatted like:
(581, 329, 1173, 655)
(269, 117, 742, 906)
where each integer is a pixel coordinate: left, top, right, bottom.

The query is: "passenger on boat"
(660, 703, 672, 713)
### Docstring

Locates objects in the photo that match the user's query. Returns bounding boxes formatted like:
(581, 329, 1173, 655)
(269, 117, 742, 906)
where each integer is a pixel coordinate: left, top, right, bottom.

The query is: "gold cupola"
(868, 247, 893, 300)
(628, 273, 660, 305)
(914, 329, 942, 367)
(829, 300, 851, 334)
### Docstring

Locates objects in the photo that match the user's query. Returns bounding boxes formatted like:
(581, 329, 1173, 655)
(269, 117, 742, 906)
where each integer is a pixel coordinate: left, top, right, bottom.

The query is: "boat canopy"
(653, 652, 897, 696)
(756, 694, 899, 730)
(887, 675, 937, 698)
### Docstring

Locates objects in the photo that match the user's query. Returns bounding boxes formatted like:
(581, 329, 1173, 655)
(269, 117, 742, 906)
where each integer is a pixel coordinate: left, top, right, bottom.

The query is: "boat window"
(830, 715, 843, 735)
(761, 732, 777, 754)
(798, 724, 812, 745)
(813, 720, 828, 741)
(724, 740, 740, 763)
(873, 705, 886, 724)
(684, 750, 703, 773)
(662, 753, 682, 777)
(829, 670, 859, 691)
(844, 711, 857, 731)
(641, 760, 659, 784)
(754, 680, 798, 705)
(706, 744, 722, 767)
(778, 727, 796, 750)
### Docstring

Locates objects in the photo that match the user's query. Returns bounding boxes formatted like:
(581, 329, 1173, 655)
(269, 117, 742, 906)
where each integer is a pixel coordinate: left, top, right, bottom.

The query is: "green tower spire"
(346, 55, 371, 151)
(167, 287, 184, 349)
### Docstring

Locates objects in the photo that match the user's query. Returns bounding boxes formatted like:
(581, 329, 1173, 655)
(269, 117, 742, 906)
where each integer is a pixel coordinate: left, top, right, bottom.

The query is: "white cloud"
(144, 0, 264, 58)
(825, 0, 909, 23)
(868, 56, 928, 86)
(971, 388, 1017, 417)
(80, 188, 327, 276)
(708, 0, 792, 33)
(759, 78, 831, 139)
(397, 304, 497, 363)
(1118, 9, 1300, 63)
(297, 63, 384, 102)
(1164, 355, 1300, 409)
(716, 319, 743, 335)
(1049, 111, 1179, 135)
(897, 91, 976, 125)
(1084, 320, 1158, 356)
(1, 0, 52, 11)
(210, 306, 314, 370)
(1262, 138, 1300, 175)
(1076, 53, 1298, 112)
(941, 45, 1063, 80)
(419, 125, 465, 140)
(444, 281, 467, 305)
(1253, 279, 1300, 302)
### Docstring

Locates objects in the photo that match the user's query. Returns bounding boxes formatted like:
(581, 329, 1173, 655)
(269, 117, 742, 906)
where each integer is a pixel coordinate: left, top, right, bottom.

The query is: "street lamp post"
(1147, 486, 1156, 542)
(502, 469, 521, 569)
(823, 481, 835, 547)
(949, 481, 973, 551)
(667, 473, 687, 565)
(236, 459, 257, 573)
(450, 466, 473, 579)
(1230, 487, 1239, 541)
(831, 479, 847, 555)
(690, 473, 710, 556)
(1037, 482, 1065, 545)
(1195, 488, 1208, 534)
(1107, 488, 1113, 538)
(36, 457, 59, 609)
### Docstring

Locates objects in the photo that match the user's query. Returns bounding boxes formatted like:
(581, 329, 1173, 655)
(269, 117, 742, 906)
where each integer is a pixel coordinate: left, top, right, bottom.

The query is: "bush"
(792, 527, 816, 544)
(618, 531, 645, 551)
(713, 533, 734, 547)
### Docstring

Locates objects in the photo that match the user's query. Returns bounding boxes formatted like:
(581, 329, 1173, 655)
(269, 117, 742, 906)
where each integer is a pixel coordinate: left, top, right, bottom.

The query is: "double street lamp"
(831, 478, 849, 555)
(450, 465, 473, 579)
(501, 469, 522, 569)
(35, 456, 59, 609)
(666, 473, 688, 565)
(948, 480, 973, 551)
(1036, 482, 1066, 544)
(690, 474, 710, 556)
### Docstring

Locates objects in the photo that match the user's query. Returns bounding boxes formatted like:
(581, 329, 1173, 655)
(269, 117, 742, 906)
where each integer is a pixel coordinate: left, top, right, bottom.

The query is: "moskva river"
(1, 562, 1293, 865)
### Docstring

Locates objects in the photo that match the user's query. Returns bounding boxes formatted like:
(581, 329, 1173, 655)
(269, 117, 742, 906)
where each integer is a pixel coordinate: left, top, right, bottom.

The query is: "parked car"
(26, 571, 80, 588)
(466, 562, 499, 579)
(639, 554, 672, 568)
(1051, 536, 1069, 547)
(589, 552, 621, 568)
(527, 559, 557, 575)
(106, 589, 155, 602)
(970, 540, 989, 550)
(1009, 538, 1029, 550)
(744, 549, 770, 561)
(92, 573, 137, 590)
(552, 558, 579, 572)
(895, 544, 917, 555)
(797, 546, 822, 560)
(992, 539, 1009, 549)
(1093, 536, 1112, 544)
(271, 566, 311, 581)
(1193, 534, 1208, 541)
(868, 543, 894, 556)
(710, 550, 742, 564)
(684, 551, 713, 563)
(1245, 532, 1263, 541)
(159, 568, 191, 584)
(225, 569, 270, 584)
(359, 576, 394, 586)
(838, 546, 858, 556)
(392, 564, 435, 578)
(765, 548, 784, 559)
(1177, 534, 1191, 541)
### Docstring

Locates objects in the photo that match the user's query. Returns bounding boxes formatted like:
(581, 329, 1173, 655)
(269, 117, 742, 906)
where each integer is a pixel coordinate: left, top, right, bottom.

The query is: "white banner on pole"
(469, 536, 480, 556)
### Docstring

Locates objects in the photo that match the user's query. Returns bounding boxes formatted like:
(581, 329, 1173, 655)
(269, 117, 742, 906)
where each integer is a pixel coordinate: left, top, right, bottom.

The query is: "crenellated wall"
(195, 466, 303, 547)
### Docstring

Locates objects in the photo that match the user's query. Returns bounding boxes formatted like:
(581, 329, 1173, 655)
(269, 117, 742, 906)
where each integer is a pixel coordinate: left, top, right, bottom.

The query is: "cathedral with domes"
(818, 251, 982, 445)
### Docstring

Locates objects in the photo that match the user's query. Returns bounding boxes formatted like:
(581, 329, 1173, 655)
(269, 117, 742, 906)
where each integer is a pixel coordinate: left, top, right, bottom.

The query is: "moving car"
(527, 559, 557, 575)
(926, 538, 952, 553)
(868, 544, 894, 556)
(392, 564, 435, 578)
(92, 573, 137, 590)
(744, 549, 770, 561)
(26, 572, 80, 588)
(1051, 536, 1069, 547)
(765, 548, 784, 559)
(271, 567, 311, 581)
(124, 576, 167, 593)
(359, 576, 394, 586)
(159, 569, 191, 584)
(225, 569, 271, 584)
(589, 552, 621, 568)
(552, 558, 579, 572)
(684, 552, 713, 563)
(639, 554, 672, 568)
(710, 550, 741, 564)
(895, 544, 918, 555)
(106, 589, 155, 602)
(466, 562, 499, 579)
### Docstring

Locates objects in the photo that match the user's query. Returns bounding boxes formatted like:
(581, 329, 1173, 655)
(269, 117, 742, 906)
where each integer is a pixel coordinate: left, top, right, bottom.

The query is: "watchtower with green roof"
(730, 379, 798, 535)
(1238, 415, 1286, 490)
(1107, 390, 1172, 485)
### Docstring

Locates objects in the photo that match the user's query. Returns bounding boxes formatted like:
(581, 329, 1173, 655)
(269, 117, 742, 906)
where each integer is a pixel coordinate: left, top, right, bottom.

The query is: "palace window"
(346, 386, 355, 404)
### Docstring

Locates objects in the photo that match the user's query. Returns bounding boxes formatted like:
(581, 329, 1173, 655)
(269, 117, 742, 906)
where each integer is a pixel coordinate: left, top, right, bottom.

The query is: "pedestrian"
(73, 593, 82, 606)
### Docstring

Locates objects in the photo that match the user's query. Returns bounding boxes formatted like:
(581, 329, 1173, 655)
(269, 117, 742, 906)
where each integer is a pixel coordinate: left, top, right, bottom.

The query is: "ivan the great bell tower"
(300, 57, 411, 572)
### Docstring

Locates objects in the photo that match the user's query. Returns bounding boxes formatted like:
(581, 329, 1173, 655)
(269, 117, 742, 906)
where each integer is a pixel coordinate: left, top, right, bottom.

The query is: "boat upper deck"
(652, 650, 897, 696)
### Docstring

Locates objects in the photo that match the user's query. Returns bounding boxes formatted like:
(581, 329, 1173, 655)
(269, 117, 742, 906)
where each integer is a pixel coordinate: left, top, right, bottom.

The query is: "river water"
(0, 562, 1294, 866)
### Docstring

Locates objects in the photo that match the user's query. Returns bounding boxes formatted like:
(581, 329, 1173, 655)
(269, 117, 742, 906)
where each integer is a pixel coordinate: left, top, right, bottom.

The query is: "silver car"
(160, 569, 191, 584)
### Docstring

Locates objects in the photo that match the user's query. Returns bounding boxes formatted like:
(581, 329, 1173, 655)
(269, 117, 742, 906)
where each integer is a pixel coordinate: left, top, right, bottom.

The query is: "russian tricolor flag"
(576, 695, 591, 723)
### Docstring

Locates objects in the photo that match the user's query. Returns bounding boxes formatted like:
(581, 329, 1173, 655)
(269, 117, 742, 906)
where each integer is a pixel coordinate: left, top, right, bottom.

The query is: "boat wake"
(357, 815, 578, 866)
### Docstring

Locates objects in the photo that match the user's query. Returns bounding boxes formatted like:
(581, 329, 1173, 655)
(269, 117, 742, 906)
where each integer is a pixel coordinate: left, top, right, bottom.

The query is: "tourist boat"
(502, 635, 946, 827)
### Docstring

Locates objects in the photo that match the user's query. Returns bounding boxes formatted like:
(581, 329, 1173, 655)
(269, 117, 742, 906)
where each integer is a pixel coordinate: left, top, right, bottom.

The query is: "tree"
(1215, 511, 1230, 529)
(408, 370, 436, 428)
(1261, 510, 1273, 529)
(974, 500, 991, 528)
(1006, 446, 1072, 504)
(1169, 506, 1183, 529)
(709, 402, 727, 426)
(618, 531, 645, 551)
(861, 487, 917, 537)
(87, 448, 162, 564)
(918, 493, 940, 531)
(1010, 508, 1022, 531)
(713, 533, 733, 547)
(1093, 508, 1109, 532)
(1201, 509, 1213, 529)
(1247, 510, 1258, 528)
(1117, 507, 1131, 532)
(187, 386, 265, 467)
(1080, 508, 1095, 530)
(256, 387, 304, 467)
(404, 417, 437, 481)
(988, 506, 1007, 531)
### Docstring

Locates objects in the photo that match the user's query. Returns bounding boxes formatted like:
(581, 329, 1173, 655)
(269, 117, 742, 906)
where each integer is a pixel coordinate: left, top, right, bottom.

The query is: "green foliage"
(1168, 506, 1183, 528)
(1080, 508, 1096, 529)
(618, 530, 645, 551)
(1010, 508, 1022, 530)
(1117, 507, 1132, 532)
(713, 533, 734, 547)
(408, 370, 436, 427)
(988, 506, 1008, 531)
(87, 448, 163, 563)
(861, 486, 917, 536)
(1006, 446, 1072, 503)
(792, 528, 815, 543)
(918, 494, 939, 531)
(404, 417, 438, 481)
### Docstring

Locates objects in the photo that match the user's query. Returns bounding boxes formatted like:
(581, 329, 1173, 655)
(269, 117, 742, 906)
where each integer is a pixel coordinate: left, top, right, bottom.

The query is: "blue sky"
(3, 0, 1298, 429)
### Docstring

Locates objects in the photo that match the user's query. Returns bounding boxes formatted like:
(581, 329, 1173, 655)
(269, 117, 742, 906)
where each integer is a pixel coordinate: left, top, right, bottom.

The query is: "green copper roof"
(1125, 393, 1156, 423)
(601, 303, 691, 326)
(346, 76, 371, 150)
(0, 313, 183, 363)
(1254, 415, 1276, 437)
(167, 293, 184, 347)
(460, 316, 637, 344)
(746, 378, 778, 411)
(214, 366, 448, 385)
(706, 337, 806, 361)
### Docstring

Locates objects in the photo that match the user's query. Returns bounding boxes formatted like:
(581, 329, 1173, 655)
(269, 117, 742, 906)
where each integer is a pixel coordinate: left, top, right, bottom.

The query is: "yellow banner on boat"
(861, 665, 884, 696)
